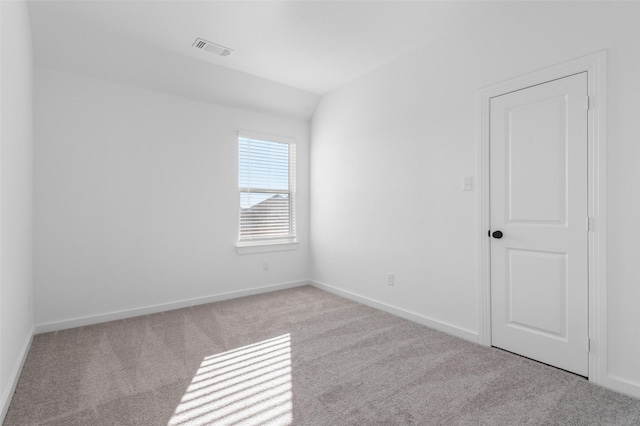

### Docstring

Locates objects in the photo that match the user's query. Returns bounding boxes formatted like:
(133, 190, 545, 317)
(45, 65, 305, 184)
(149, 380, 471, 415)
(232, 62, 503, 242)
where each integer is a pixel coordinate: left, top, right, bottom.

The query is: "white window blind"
(238, 134, 296, 242)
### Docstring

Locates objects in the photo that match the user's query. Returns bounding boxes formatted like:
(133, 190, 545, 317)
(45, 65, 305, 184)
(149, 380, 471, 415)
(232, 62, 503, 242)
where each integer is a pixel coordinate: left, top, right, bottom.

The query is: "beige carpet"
(4, 285, 640, 425)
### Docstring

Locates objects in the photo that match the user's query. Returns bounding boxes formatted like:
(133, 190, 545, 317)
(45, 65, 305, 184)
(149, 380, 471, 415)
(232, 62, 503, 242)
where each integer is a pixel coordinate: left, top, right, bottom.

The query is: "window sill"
(236, 241, 299, 255)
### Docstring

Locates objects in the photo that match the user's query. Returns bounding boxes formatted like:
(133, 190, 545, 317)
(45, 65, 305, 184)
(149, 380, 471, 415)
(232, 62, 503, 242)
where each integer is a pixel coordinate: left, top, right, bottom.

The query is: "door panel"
(490, 72, 588, 376)
(507, 249, 567, 338)
(508, 96, 567, 223)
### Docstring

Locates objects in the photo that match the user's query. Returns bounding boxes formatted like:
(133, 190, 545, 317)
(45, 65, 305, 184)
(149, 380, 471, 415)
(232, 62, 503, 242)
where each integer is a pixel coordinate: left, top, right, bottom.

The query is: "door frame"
(477, 51, 607, 384)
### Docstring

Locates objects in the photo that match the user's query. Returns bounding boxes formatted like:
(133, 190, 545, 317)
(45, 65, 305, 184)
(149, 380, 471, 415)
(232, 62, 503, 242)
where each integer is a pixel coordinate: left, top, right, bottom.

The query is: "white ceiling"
(27, 1, 508, 119)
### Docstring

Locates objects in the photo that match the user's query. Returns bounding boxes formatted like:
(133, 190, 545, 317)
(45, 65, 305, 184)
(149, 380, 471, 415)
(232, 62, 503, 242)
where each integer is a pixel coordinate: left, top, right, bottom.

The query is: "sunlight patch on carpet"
(168, 334, 292, 425)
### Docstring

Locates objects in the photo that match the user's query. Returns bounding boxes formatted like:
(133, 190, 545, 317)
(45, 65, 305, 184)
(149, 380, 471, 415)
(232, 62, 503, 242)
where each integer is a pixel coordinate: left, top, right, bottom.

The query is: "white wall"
(34, 68, 310, 327)
(310, 2, 640, 396)
(0, 0, 34, 417)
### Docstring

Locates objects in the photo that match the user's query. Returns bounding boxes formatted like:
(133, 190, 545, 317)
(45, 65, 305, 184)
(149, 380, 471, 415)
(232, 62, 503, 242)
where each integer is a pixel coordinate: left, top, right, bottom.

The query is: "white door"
(490, 72, 589, 376)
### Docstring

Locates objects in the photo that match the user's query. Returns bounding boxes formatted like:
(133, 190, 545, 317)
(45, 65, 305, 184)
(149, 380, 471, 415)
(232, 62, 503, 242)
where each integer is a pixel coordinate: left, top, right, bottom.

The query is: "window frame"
(236, 131, 298, 253)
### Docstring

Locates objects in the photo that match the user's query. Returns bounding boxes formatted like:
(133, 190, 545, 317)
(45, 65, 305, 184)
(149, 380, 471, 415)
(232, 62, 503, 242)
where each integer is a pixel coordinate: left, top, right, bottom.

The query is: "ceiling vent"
(192, 38, 233, 57)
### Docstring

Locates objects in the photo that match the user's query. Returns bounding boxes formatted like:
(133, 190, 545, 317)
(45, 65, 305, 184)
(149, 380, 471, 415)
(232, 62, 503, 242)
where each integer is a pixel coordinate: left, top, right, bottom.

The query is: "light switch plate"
(462, 176, 474, 191)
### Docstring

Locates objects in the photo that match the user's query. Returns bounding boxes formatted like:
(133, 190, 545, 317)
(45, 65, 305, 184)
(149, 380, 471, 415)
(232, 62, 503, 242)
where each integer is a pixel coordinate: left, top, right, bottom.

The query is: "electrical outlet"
(263, 261, 270, 271)
(387, 273, 395, 286)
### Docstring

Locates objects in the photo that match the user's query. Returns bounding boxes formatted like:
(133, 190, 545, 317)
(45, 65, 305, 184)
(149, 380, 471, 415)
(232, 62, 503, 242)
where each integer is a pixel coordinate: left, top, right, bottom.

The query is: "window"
(238, 133, 296, 245)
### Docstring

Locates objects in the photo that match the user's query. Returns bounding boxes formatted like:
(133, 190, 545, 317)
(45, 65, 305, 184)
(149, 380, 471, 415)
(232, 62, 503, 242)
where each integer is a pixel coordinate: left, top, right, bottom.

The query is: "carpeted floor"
(4, 285, 640, 425)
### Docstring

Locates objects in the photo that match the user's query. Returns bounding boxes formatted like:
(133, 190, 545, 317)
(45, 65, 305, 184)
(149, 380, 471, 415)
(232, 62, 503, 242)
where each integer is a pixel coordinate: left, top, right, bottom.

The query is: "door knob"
(492, 230, 503, 239)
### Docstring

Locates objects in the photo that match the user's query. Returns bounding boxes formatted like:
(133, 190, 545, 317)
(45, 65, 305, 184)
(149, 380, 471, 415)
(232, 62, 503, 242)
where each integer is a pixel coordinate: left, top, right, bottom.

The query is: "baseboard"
(1, 326, 35, 424)
(310, 280, 479, 344)
(602, 375, 640, 400)
(35, 280, 310, 334)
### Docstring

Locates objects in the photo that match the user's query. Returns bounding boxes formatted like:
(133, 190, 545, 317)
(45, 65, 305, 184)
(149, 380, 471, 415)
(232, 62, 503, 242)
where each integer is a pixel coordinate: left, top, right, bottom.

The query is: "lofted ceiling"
(27, 0, 507, 120)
